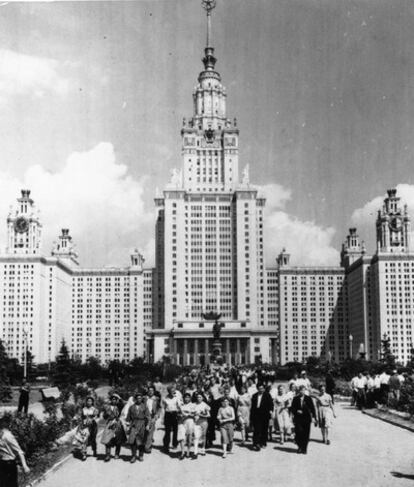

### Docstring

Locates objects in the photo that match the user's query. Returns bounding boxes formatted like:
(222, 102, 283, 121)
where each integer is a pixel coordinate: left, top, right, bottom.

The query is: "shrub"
(396, 379, 414, 416)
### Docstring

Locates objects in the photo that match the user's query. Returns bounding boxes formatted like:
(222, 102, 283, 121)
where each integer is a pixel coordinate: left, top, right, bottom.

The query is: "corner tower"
(6, 189, 42, 255)
(376, 189, 411, 253)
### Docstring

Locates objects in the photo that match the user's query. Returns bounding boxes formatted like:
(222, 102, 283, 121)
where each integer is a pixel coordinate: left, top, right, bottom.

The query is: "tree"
(381, 334, 396, 369)
(0, 339, 12, 402)
(53, 340, 75, 388)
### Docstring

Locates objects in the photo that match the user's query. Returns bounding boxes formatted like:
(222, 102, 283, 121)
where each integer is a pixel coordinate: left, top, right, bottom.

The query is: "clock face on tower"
(14, 217, 29, 234)
(389, 216, 403, 233)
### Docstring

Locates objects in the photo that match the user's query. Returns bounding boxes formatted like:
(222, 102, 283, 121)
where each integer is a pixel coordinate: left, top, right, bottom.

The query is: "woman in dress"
(217, 397, 235, 458)
(274, 385, 292, 444)
(193, 392, 211, 458)
(316, 384, 336, 445)
(101, 394, 126, 462)
(126, 392, 151, 463)
(73, 396, 99, 460)
(177, 393, 196, 459)
(237, 385, 251, 444)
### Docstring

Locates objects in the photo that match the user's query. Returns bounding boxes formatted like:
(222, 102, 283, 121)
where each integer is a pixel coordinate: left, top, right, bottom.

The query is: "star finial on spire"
(201, 0, 216, 48)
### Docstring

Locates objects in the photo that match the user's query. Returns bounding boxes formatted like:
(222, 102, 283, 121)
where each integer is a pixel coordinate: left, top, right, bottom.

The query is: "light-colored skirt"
(194, 419, 208, 442)
(178, 418, 195, 442)
(220, 422, 234, 444)
(238, 406, 250, 429)
(318, 406, 334, 429)
(275, 408, 292, 432)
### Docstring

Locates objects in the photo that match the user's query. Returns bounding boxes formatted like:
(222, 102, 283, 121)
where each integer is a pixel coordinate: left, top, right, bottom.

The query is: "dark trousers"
(252, 417, 269, 447)
(0, 459, 18, 487)
(380, 384, 389, 404)
(163, 412, 178, 449)
(17, 396, 28, 415)
(294, 420, 311, 453)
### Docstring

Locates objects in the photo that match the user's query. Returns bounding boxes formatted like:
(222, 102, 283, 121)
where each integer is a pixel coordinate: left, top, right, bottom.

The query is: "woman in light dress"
(177, 393, 196, 459)
(316, 384, 336, 445)
(193, 392, 211, 458)
(74, 396, 99, 460)
(217, 397, 235, 458)
(274, 385, 293, 444)
(237, 385, 251, 444)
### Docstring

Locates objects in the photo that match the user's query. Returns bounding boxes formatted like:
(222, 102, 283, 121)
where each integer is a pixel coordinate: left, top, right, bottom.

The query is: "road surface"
(37, 402, 414, 487)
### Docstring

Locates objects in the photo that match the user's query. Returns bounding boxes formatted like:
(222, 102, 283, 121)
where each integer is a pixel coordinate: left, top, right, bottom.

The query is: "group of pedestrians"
(160, 366, 336, 458)
(72, 384, 162, 463)
(350, 369, 407, 410)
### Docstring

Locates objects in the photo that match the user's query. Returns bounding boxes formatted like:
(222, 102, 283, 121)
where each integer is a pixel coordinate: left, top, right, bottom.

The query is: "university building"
(0, 189, 151, 365)
(1, 5, 414, 367)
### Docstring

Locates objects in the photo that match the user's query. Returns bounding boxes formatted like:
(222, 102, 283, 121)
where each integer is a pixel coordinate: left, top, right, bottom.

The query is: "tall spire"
(201, 0, 218, 73)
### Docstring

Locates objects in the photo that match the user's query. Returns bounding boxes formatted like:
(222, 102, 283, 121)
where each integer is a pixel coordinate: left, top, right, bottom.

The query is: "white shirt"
(355, 377, 367, 389)
(380, 373, 390, 385)
(257, 393, 263, 408)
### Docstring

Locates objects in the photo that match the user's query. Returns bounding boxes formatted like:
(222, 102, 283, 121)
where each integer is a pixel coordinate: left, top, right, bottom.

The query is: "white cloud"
(260, 183, 340, 266)
(0, 49, 71, 101)
(0, 142, 155, 267)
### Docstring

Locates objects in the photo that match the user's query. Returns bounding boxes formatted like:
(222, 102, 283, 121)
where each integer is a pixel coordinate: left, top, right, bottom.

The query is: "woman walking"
(316, 384, 336, 445)
(73, 396, 99, 460)
(0, 412, 30, 487)
(237, 385, 251, 444)
(126, 392, 151, 463)
(193, 392, 210, 458)
(217, 397, 235, 458)
(177, 393, 196, 459)
(101, 394, 126, 462)
(274, 385, 292, 445)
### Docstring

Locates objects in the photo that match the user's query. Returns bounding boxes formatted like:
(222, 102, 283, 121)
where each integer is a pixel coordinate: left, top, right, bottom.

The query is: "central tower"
(181, 0, 239, 193)
(153, 1, 268, 365)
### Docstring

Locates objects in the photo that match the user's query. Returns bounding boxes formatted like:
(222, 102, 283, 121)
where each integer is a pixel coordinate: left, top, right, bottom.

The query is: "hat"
(110, 393, 121, 400)
(300, 370, 307, 375)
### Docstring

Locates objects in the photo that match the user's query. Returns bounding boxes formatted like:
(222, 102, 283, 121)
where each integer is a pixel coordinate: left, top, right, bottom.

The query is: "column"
(194, 338, 199, 366)
(245, 338, 250, 364)
(225, 338, 230, 364)
(172, 339, 177, 365)
(205, 339, 210, 365)
(183, 339, 188, 366)
(236, 338, 241, 365)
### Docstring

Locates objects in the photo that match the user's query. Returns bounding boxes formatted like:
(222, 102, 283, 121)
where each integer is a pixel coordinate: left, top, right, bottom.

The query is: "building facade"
(0, 190, 151, 365)
(150, 2, 275, 365)
(2, 7, 414, 368)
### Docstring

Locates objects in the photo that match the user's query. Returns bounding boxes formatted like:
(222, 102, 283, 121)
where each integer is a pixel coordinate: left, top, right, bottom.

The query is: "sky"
(1, 0, 414, 267)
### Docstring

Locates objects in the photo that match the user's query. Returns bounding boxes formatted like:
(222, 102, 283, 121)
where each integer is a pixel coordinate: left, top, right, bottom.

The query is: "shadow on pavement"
(390, 471, 414, 480)
(273, 446, 297, 454)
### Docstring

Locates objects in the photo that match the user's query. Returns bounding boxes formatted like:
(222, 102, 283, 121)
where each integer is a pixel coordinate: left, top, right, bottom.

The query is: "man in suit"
(144, 386, 160, 453)
(250, 383, 274, 451)
(290, 385, 317, 454)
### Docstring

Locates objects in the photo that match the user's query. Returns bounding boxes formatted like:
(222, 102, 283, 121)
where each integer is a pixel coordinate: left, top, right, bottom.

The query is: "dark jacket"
(290, 395, 316, 424)
(250, 391, 273, 422)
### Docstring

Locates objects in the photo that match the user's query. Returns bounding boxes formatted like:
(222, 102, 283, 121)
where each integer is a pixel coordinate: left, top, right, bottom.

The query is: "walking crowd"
(70, 366, 336, 464)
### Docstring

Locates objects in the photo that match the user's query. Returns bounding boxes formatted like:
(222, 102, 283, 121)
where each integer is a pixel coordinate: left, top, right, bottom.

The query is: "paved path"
(37, 402, 414, 487)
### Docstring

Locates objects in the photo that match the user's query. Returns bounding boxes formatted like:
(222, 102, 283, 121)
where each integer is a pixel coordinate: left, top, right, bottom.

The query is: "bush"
(396, 379, 414, 416)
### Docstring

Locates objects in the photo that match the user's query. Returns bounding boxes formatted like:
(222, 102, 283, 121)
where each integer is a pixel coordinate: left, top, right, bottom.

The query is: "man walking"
(291, 385, 317, 454)
(145, 386, 160, 453)
(250, 383, 273, 451)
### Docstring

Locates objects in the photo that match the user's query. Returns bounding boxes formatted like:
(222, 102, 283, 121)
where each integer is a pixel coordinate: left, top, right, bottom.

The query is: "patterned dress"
(101, 404, 126, 446)
(237, 393, 251, 429)
(194, 401, 211, 443)
(274, 393, 292, 433)
(316, 393, 334, 428)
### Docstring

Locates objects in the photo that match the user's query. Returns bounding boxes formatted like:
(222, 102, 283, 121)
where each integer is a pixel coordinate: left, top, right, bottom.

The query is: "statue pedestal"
(212, 339, 224, 365)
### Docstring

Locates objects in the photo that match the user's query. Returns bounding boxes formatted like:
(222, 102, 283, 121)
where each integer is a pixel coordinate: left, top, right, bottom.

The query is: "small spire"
(201, 0, 218, 72)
